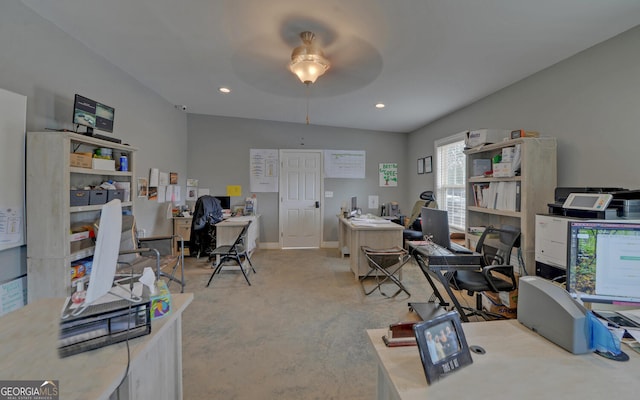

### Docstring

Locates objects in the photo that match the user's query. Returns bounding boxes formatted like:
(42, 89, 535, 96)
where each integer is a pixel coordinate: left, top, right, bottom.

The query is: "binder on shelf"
(474, 181, 520, 212)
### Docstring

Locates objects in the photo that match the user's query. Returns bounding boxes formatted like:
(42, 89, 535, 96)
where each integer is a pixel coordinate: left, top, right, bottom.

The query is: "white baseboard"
(257, 241, 339, 250)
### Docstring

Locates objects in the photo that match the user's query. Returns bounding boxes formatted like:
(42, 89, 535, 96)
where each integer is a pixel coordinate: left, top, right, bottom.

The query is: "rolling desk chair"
(402, 191, 438, 244)
(449, 225, 520, 320)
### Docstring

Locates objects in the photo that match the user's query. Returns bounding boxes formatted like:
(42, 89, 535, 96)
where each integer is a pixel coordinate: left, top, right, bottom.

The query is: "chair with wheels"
(448, 225, 520, 320)
(360, 246, 412, 298)
(206, 220, 255, 287)
(98, 214, 186, 293)
(402, 191, 438, 244)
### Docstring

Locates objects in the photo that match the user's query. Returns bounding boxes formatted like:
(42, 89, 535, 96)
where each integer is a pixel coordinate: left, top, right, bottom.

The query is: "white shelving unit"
(464, 137, 557, 275)
(26, 131, 137, 302)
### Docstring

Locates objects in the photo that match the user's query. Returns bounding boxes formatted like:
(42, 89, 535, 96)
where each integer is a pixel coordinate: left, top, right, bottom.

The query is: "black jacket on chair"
(189, 195, 223, 256)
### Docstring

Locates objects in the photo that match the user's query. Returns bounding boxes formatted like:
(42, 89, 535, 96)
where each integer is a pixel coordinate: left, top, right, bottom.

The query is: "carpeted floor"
(176, 248, 478, 399)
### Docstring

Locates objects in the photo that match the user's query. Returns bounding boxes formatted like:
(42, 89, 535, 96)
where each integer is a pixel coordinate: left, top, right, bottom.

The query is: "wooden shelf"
(465, 136, 557, 275)
(26, 131, 137, 302)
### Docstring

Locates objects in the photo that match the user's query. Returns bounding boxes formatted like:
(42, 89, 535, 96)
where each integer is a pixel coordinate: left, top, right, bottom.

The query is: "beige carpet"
(176, 248, 479, 399)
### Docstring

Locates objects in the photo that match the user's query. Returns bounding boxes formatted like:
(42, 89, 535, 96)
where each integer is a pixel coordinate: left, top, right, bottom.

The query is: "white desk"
(368, 319, 640, 400)
(215, 215, 260, 254)
(338, 216, 404, 280)
(0, 293, 193, 400)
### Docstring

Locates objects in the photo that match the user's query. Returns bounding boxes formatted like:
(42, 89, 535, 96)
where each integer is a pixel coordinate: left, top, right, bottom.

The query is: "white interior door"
(279, 150, 322, 248)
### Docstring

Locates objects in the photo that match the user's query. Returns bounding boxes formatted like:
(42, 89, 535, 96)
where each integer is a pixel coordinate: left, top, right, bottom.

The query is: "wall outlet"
(368, 195, 379, 210)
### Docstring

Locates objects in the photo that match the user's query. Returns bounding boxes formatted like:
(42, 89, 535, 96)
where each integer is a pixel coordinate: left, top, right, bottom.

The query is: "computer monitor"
(214, 196, 231, 210)
(73, 94, 115, 135)
(566, 220, 640, 305)
(421, 207, 451, 248)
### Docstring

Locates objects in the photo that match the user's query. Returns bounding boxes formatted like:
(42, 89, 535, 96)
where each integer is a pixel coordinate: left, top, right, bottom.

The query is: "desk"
(338, 216, 404, 280)
(215, 215, 260, 254)
(173, 216, 192, 256)
(408, 241, 482, 322)
(0, 293, 193, 400)
(368, 319, 640, 400)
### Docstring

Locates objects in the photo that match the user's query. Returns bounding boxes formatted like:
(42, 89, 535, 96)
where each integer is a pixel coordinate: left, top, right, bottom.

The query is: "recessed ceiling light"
(219, 87, 231, 94)
(375, 103, 385, 109)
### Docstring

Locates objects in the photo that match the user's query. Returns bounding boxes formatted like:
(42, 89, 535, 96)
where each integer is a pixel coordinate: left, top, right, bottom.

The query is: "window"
(435, 133, 466, 231)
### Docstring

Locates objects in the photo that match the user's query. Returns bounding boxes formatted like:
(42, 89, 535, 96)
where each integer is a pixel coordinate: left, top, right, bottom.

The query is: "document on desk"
(351, 218, 393, 227)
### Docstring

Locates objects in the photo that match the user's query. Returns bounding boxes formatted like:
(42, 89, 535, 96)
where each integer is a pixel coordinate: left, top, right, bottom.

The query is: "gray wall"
(187, 115, 408, 244)
(408, 25, 640, 196)
(0, 1, 187, 282)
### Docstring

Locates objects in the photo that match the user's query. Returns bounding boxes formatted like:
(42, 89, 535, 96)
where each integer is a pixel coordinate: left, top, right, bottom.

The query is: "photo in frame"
(424, 156, 433, 173)
(417, 158, 424, 174)
(413, 311, 473, 384)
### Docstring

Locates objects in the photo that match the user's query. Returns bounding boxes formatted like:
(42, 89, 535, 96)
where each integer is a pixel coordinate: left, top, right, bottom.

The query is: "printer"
(536, 187, 640, 280)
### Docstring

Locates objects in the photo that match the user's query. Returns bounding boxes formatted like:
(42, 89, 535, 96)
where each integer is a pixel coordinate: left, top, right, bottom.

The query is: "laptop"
(420, 207, 473, 254)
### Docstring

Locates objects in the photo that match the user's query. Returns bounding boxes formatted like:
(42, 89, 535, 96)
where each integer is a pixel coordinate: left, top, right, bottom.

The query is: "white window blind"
(435, 134, 466, 231)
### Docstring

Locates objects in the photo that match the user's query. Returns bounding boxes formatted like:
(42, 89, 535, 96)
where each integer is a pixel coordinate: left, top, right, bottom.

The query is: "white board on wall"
(0, 88, 27, 251)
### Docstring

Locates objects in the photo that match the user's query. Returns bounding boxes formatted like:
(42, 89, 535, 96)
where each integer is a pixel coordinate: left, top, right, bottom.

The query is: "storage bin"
(70, 190, 90, 206)
(89, 190, 107, 205)
(107, 189, 125, 202)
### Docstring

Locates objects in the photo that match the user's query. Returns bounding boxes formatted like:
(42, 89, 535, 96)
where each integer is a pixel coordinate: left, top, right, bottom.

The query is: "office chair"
(206, 221, 255, 287)
(97, 215, 186, 293)
(360, 246, 412, 298)
(448, 225, 520, 320)
(403, 191, 438, 243)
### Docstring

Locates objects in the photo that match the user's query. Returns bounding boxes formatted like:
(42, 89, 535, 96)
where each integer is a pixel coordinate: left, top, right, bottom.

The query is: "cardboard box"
(70, 153, 92, 168)
(492, 162, 515, 177)
(510, 129, 540, 139)
(482, 291, 517, 319)
(150, 281, 172, 320)
(92, 158, 116, 171)
(465, 129, 511, 148)
(70, 238, 93, 254)
(501, 147, 515, 162)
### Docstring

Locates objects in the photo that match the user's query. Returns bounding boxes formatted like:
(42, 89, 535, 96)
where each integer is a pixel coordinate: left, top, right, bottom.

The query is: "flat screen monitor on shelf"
(566, 220, 640, 305)
(73, 94, 115, 135)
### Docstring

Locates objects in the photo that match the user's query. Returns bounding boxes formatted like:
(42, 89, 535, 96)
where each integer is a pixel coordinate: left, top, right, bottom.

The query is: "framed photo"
(424, 156, 433, 174)
(169, 172, 178, 185)
(413, 311, 473, 384)
(137, 177, 148, 198)
(417, 158, 425, 174)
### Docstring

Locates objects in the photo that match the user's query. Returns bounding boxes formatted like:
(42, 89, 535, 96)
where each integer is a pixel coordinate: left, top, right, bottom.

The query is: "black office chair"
(403, 191, 438, 243)
(206, 221, 255, 287)
(448, 225, 521, 320)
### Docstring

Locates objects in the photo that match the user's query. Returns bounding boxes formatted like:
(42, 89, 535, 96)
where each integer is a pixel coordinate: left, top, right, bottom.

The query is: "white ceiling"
(21, 0, 640, 133)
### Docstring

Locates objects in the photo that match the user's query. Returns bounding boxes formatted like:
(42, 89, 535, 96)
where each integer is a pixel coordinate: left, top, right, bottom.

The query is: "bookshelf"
(26, 131, 137, 302)
(464, 137, 557, 275)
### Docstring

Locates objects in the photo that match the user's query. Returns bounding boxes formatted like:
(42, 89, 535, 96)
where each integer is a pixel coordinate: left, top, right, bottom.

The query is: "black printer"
(547, 187, 640, 219)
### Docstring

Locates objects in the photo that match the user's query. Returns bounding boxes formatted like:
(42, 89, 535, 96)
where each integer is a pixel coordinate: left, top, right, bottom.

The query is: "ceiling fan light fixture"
(289, 31, 330, 84)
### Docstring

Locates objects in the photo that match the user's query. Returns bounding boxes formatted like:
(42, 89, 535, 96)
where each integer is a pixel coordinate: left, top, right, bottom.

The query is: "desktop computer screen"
(566, 221, 640, 305)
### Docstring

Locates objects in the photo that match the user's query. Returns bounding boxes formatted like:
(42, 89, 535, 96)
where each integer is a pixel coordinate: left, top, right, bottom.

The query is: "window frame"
(434, 132, 467, 232)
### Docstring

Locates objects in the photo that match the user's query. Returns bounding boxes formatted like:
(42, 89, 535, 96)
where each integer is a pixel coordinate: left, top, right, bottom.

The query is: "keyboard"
(449, 242, 473, 254)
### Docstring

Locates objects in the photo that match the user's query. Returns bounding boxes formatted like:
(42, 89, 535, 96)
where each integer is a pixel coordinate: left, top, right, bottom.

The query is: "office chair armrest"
(482, 265, 517, 292)
(118, 247, 161, 281)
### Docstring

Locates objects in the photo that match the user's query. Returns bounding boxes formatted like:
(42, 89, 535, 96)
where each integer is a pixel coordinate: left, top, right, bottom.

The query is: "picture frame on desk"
(414, 311, 473, 384)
